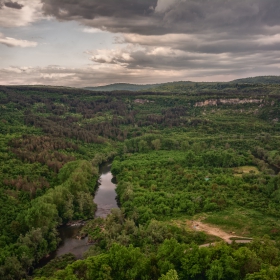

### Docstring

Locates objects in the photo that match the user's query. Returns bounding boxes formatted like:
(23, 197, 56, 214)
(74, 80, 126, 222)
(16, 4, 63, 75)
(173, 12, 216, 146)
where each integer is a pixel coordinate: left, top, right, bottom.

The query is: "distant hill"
(231, 76, 280, 84)
(84, 76, 280, 93)
(84, 81, 195, 92)
(84, 83, 158, 92)
(145, 81, 205, 93)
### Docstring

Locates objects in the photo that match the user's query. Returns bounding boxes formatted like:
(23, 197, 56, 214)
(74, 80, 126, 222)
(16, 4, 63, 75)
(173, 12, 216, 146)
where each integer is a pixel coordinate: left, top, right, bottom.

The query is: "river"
(94, 162, 118, 218)
(37, 162, 118, 266)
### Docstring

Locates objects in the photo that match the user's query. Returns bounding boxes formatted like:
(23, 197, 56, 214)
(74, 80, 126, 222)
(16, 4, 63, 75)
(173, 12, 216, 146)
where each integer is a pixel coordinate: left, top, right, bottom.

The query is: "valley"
(0, 79, 280, 279)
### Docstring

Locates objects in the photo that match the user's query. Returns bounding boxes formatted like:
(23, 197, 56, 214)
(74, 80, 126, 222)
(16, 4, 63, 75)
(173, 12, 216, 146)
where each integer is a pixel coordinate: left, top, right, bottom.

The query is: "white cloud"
(87, 45, 140, 65)
(0, 0, 44, 27)
(82, 27, 103, 33)
(40, 73, 75, 79)
(256, 33, 280, 45)
(0, 33, 37, 47)
(117, 33, 198, 47)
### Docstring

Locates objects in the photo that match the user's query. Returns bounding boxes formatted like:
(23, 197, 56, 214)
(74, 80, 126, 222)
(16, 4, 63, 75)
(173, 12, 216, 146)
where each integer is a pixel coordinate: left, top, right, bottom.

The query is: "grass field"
(202, 208, 280, 238)
(233, 166, 260, 177)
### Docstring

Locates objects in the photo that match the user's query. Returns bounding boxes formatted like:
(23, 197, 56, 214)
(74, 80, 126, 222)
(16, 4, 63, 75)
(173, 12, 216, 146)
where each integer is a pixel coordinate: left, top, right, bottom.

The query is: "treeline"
(254, 146, 280, 170)
(121, 134, 254, 157)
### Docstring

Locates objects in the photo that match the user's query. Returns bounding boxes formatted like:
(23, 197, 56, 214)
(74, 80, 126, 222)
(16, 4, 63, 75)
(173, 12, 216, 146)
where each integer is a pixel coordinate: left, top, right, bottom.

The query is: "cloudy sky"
(1, 0, 280, 87)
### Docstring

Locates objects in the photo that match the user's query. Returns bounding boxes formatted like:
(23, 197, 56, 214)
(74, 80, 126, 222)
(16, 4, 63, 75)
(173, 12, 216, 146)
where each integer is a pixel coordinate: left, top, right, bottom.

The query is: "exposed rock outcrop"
(195, 98, 262, 107)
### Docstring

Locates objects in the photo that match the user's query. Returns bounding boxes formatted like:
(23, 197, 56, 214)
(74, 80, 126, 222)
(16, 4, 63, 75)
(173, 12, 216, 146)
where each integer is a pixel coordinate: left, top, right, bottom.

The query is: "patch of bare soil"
(190, 220, 252, 245)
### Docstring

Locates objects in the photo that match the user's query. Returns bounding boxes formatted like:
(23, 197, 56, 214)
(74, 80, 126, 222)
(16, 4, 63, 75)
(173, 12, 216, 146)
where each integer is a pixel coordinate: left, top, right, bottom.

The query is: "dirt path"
(191, 221, 252, 244)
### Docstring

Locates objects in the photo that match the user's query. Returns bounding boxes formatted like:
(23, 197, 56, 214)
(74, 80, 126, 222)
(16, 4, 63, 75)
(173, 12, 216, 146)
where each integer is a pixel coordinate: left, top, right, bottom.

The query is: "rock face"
(134, 99, 152, 104)
(195, 99, 218, 107)
(195, 99, 262, 107)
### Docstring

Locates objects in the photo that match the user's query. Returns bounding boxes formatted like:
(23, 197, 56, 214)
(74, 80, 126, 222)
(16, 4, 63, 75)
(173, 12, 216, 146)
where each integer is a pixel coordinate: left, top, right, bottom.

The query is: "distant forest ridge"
(84, 76, 280, 92)
(231, 76, 280, 84)
(84, 83, 159, 92)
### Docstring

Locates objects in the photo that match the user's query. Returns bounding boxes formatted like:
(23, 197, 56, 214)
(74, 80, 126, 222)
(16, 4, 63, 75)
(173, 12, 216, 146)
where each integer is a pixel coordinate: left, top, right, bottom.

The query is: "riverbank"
(34, 161, 118, 273)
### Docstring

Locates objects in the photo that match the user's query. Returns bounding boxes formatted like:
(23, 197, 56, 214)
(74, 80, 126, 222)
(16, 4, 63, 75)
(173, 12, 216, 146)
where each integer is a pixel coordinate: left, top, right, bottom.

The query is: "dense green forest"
(0, 80, 280, 279)
(231, 76, 280, 84)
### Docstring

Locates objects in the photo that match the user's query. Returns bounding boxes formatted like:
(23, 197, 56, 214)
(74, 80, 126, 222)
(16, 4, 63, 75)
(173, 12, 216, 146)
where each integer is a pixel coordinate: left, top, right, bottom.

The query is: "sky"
(0, 0, 280, 87)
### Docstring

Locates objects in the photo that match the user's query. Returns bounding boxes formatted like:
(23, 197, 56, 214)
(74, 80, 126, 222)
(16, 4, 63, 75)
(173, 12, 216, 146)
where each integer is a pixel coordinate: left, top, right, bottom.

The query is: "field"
(233, 166, 260, 177)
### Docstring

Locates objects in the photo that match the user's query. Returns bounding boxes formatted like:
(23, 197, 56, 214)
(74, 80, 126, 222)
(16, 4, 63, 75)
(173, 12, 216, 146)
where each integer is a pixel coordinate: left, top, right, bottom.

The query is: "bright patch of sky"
(0, 19, 115, 68)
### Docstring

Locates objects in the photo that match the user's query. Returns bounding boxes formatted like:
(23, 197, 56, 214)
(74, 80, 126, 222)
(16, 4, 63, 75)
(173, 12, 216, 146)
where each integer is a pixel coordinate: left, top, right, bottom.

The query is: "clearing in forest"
(190, 220, 252, 244)
(233, 166, 259, 177)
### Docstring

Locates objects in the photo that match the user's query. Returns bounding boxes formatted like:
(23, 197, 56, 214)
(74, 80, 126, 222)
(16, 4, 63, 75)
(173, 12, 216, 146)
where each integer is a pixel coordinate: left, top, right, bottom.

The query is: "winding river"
(38, 162, 118, 266)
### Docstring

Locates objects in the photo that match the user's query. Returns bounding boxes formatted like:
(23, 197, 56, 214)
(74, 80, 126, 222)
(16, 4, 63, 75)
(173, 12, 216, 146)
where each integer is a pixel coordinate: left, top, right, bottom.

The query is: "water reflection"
(94, 163, 119, 218)
(55, 226, 90, 258)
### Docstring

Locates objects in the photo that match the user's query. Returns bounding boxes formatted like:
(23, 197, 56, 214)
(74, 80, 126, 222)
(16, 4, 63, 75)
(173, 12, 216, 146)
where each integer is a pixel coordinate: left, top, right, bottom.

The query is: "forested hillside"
(231, 76, 280, 84)
(85, 76, 280, 93)
(1, 82, 280, 279)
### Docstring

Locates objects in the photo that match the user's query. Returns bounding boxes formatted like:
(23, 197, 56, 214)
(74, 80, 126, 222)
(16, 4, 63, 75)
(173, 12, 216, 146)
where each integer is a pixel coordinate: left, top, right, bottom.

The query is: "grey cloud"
(41, 0, 280, 36)
(40, 0, 280, 77)
(41, 0, 159, 35)
(1, 0, 279, 86)
(90, 47, 280, 72)
(42, 0, 157, 20)
(154, 0, 280, 36)
(0, 0, 43, 28)
(4, 1, 24, 9)
(119, 33, 280, 55)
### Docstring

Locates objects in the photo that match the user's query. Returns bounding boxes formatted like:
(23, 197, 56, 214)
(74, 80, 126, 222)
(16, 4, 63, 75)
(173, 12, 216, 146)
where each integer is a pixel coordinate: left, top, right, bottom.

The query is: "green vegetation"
(34, 236, 280, 280)
(33, 254, 76, 278)
(204, 208, 280, 237)
(0, 80, 280, 279)
(231, 76, 280, 84)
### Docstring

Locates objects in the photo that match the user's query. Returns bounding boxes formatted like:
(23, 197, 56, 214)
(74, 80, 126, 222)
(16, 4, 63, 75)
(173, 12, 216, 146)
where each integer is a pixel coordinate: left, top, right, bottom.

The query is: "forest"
(0, 80, 280, 279)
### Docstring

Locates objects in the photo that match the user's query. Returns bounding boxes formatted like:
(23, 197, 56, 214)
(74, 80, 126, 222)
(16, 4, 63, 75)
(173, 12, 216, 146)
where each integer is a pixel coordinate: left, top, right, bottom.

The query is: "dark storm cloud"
(41, 0, 159, 34)
(0, 1, 24, 9)
(42, 0, 157, 20)
(41, 0, 280, 36)
(4, 1, 23, 9)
